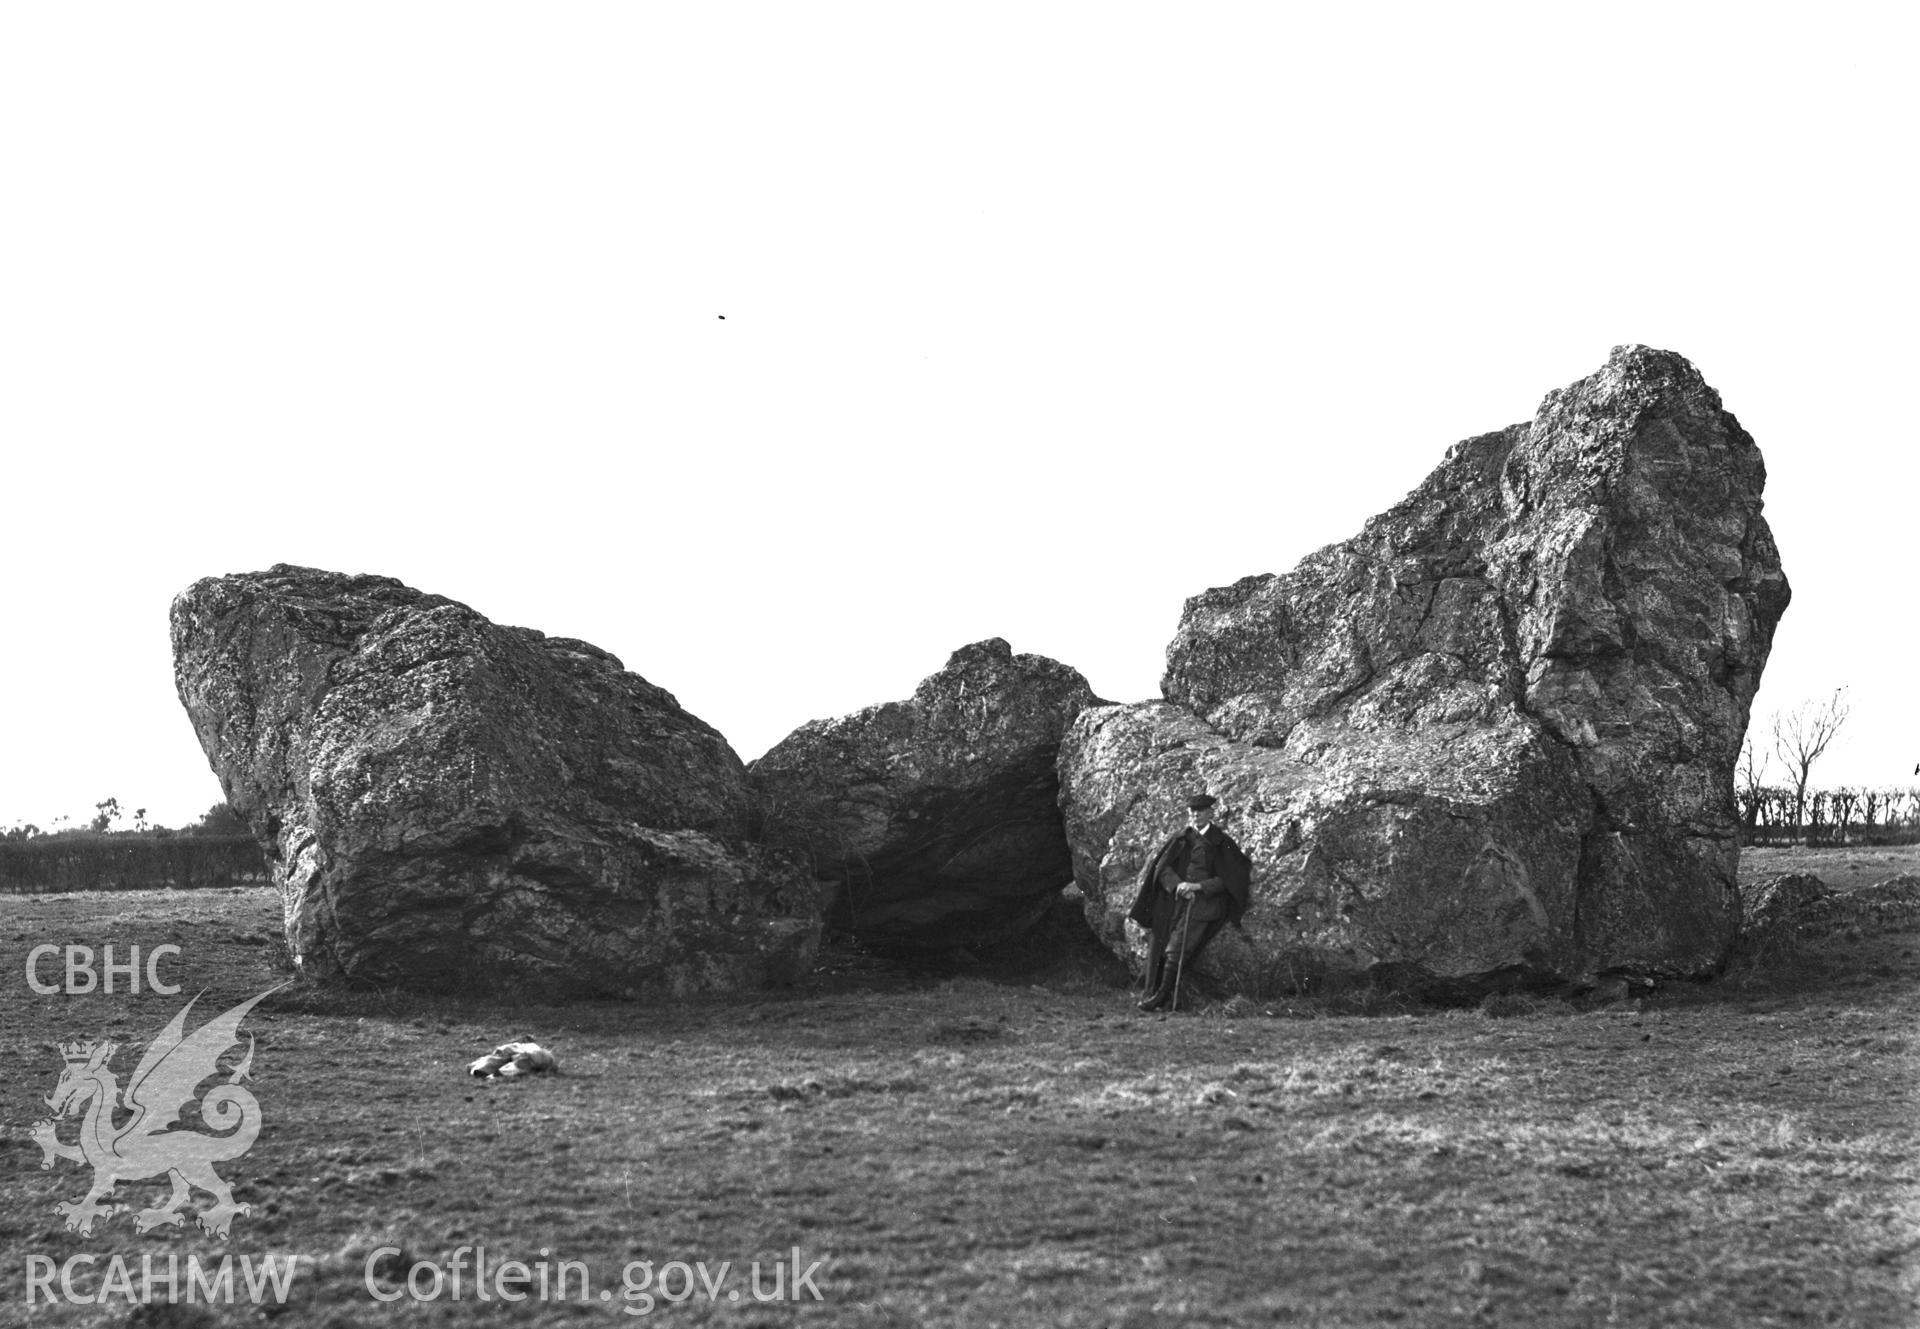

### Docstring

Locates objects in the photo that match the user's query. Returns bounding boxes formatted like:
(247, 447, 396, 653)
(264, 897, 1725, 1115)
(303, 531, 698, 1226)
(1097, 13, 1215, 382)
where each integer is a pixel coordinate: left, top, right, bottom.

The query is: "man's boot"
(1137, 960, 1176, 1012)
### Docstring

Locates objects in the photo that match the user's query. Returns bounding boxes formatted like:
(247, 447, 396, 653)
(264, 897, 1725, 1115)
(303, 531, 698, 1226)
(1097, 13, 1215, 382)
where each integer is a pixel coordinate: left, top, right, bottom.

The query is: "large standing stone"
(749, 639, 1101, 949)
(1062, 346, 1790, 994)
(171, 565, 820, 997)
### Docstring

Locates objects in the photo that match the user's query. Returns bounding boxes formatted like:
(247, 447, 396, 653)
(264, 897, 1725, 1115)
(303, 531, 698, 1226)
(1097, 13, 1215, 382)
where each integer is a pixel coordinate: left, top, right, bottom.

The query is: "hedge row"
(0, 834, 266, 894)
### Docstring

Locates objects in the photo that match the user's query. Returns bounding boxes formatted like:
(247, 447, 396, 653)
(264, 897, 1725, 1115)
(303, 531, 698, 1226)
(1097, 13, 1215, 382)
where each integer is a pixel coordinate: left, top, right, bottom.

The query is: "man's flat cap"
(1187, 794, 1217, 811)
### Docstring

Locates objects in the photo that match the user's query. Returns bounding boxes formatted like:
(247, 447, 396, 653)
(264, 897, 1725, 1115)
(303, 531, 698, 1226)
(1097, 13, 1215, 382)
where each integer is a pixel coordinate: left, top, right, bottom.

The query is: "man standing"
(1129, 793, 1252, 1012)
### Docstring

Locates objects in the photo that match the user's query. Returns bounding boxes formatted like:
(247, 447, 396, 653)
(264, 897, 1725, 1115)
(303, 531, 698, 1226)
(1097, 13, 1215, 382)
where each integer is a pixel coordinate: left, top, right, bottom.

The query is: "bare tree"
(1736, 734, 1769, 842)
(1808, 788, 1830, 842)
(1771, 688, 1850, 843)
(1829, 788, 1859, 845)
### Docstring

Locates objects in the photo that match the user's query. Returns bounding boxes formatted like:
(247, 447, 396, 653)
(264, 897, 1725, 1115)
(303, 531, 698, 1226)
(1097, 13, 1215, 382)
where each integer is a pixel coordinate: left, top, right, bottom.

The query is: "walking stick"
(1170, 894, 1195, 1013)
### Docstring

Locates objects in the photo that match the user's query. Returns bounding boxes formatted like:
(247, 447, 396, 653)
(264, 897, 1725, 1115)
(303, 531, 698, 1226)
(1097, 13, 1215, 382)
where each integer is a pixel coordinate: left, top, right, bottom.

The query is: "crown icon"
(59, 1040, 98, 1063)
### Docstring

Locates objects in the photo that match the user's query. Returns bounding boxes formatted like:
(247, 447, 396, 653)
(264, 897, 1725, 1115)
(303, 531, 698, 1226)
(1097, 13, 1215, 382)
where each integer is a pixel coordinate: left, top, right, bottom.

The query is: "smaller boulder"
(1736, 872, 1830, 958)
(1736, 870, 1920, 956)
(749, 639, 1102, 950)
(1798, 873, 1920, 939)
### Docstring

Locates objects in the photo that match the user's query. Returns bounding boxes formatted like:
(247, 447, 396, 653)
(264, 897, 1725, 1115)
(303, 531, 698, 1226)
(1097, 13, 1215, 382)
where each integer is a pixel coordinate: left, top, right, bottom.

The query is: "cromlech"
(171, 345, 1787, 1002)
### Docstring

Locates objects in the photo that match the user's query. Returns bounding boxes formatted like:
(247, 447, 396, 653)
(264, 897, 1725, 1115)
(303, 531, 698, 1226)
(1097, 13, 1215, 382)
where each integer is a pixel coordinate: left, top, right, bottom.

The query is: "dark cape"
(1126, 825, 1252, 955)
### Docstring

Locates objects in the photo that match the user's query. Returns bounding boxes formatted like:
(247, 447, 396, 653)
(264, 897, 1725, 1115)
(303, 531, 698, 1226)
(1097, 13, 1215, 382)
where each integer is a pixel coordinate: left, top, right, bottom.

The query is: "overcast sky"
(2, 5, 1912, 832)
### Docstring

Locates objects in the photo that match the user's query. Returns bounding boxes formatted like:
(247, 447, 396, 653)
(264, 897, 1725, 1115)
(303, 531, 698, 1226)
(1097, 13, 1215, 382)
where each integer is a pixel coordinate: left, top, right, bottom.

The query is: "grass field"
(3, 848, 1917, 1327)
(1738, 845, 1920, 895)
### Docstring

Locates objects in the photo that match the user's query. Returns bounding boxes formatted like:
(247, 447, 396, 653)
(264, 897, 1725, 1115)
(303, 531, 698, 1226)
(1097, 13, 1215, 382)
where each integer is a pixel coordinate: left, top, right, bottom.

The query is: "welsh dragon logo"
(31, 987, 280, 1239)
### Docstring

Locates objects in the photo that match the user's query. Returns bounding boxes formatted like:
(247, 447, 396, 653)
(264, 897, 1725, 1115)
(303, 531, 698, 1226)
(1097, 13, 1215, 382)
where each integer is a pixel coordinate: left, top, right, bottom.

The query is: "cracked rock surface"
(749, 639, 1101, 950)
(1060, 346, 1790, 994)
(171, 565, 820, 997)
